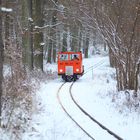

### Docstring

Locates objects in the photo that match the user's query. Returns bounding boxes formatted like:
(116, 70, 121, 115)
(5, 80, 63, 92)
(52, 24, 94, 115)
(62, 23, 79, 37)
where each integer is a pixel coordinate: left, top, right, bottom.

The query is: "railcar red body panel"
(57, 52, 84, 82)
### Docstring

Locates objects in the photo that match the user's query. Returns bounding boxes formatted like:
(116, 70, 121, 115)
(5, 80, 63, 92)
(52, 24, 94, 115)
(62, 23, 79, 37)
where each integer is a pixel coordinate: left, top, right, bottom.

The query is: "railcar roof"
(58, 51, 82, 54)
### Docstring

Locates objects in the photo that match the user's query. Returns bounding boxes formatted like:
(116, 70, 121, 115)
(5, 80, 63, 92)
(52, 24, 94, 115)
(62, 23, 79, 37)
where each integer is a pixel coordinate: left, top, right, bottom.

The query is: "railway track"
(69, 82, 123, 140)
(57, 82, 95, 140)
(57, 61, 124, 140)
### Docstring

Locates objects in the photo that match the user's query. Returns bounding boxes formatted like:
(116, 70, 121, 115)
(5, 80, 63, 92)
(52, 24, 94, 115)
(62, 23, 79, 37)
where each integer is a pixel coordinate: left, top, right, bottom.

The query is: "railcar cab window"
(71, 54, 79, 60)
(60, 54, 68, 61)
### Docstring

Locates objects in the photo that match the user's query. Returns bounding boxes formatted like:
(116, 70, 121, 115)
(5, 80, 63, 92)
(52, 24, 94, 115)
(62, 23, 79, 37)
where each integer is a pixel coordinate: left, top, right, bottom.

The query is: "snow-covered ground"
(21, 55, 140, 140)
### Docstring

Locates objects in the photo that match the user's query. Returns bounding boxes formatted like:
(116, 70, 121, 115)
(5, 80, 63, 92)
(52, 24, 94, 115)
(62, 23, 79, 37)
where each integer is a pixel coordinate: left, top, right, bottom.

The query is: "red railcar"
(57, 51, 84, 82)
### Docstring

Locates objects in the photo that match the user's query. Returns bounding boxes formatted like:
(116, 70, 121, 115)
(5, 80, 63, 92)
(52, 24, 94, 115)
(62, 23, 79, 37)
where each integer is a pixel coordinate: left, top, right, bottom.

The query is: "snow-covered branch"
(1, 7, 13, 13)
(34, 22, 62, 30)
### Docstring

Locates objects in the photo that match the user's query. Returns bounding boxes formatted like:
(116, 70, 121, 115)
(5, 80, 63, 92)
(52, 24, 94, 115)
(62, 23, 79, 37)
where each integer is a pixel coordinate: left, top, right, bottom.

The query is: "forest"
(0, 0, 140, 138)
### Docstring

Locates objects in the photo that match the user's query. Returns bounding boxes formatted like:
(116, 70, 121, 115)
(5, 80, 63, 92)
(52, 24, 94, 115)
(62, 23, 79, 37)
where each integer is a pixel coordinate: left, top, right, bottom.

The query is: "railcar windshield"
(59, 54, 68, 61)
(70, 54, 80, 60)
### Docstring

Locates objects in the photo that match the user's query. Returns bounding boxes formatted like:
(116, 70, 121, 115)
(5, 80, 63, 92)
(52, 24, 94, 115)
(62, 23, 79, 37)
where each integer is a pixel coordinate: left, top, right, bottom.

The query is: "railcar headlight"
(59, 69, 63, 72)
(76, 69, 79, 72)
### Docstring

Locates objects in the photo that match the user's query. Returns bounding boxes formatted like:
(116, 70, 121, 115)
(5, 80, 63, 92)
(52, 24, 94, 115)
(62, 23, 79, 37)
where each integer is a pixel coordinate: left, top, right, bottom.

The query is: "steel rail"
(70, 82, 124, 140)
(69, 59, 124, 140)
(57, 82, 95, 140)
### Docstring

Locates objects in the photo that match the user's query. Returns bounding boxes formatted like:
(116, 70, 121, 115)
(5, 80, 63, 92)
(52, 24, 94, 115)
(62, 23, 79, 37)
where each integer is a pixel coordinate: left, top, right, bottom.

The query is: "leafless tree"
(0, 0, 4, 126)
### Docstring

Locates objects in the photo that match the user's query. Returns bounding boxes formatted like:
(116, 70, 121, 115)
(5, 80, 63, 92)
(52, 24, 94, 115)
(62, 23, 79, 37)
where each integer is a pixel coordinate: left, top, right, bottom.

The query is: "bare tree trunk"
(0, 0, 4, 126)
(52, 0, 57, 63)
(33, 0, 43, 70)
(78, 27, 82, 52)
(28, 0, 34, 70)
(47, 0, 58, 63)
(62, 31, 67, 52)
(22, 0, 34, 70)
(47, 28, 53, 63)
(84, 32, 89, 58)
(85, 37, 89, 58)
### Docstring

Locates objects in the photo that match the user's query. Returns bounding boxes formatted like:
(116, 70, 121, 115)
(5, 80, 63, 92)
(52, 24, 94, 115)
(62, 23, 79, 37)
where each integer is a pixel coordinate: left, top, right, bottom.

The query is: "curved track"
(69, 82, 123, 140)
(57, 60, 124, 140)
(57, 82, 95, 140)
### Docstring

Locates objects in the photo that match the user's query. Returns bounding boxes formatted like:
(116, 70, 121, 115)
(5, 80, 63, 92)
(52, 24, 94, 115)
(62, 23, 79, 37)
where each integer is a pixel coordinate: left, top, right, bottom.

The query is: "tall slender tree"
(33, 0, 43, 70)
(28, 0, 34, 70)
(22, 0, 34, 70)
(0, 0, 4, 126)
(47, 0, 58, 63)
